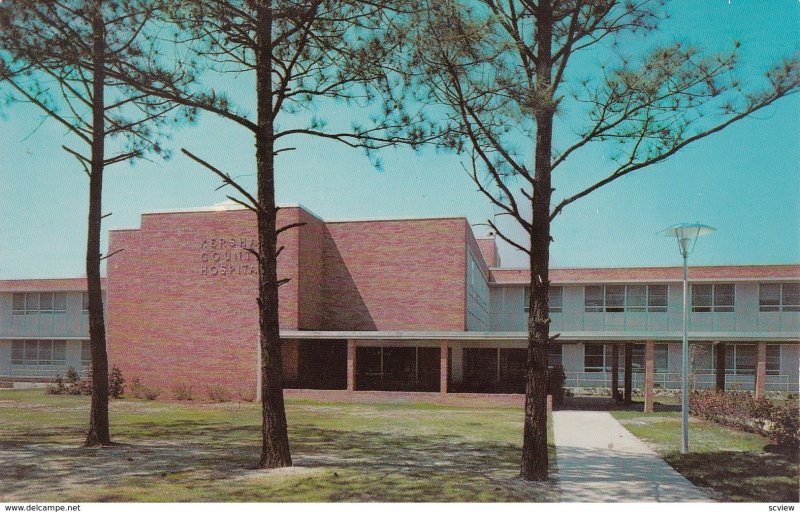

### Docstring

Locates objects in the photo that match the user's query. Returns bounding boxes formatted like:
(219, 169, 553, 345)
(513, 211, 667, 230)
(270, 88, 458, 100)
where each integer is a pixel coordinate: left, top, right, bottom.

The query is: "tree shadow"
(555, 396, 680, 412)
(0, 420, 559, 502)
(662, 451, 799, 502)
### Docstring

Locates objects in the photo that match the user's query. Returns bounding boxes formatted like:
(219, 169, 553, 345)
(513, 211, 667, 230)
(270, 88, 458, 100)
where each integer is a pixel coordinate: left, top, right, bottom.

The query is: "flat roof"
(490, 264, 800, 284)
(281, 330, 799, 343)
(0, 277, 105, 292)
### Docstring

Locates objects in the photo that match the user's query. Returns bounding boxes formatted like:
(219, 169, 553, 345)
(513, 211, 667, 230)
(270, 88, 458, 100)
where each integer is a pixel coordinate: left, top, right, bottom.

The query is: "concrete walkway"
(553, 411, 710, 502)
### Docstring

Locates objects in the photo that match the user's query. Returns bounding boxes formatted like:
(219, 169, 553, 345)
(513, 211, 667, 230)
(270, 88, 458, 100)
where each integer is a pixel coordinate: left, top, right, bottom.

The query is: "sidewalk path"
(553, 411, 710, 502)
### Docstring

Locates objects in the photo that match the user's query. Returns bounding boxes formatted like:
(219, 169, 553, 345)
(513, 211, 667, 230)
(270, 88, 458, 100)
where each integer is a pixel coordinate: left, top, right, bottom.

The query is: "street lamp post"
(659, 223, 715, 454)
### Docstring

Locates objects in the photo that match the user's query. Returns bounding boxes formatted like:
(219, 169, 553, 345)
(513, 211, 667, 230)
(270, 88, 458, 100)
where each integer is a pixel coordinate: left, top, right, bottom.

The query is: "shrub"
(108, 366, 126, 398)
(63, 366, 82, 395)
(690, 389, 800, 448)
(172, 383, 193, 401)
(46, 373, 66, 395)
(78, 365, 93, 395)
(143, 387, 161, 400)
(207, 384, 231, 403)
(771, 401, 799, 450)
(129, 378, 161, 400)
(238, 388, 256, 403)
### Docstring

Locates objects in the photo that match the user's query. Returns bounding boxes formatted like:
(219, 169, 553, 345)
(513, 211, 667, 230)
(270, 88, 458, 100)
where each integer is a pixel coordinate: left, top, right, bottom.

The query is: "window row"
(584, 344, 669, 373)
(521, 282, 800, 315)
(759, 283, 800, 312)
(12, 292, 94, 315)
(11, 339, 91, 366)
(12, 292, 68, 315)
(584, 285, 668, 313)
(692, 344, 781, 376)
(582, 343, 780, 375)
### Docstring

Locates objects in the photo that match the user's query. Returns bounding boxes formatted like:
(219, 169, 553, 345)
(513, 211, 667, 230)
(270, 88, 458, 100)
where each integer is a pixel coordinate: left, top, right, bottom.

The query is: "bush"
(46, 373, 66, 395)
(690, 389, 800, 448)
(238, 388, 256, 403)
(207, 384, 231, 403)
(108, 366, 126, 398)
(771, 401, 799, 450)
(129, 378, 161, 400)
(172, 383, 193, 401)
(63, 366, 83, 395)
(78, 366, 93, 395)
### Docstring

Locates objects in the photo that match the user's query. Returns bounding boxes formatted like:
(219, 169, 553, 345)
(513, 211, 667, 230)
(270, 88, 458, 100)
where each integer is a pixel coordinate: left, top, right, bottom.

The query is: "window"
(82, 292, 89, 314)
(725, 344, 756, 375)
(549, 287, 563, 313)
(648, 285, 668, 312)
(584, 285, 669, 312)
(626, 285, 647, 312)
(584, 345, 605, 372)
(584, 345, 615, 372)
(760, 283, 800, 312)
(81, 340, 92, 366)
(631, 344, 669, 373)
(605, 286, 625, 313)
(655, 344, 669, 373)
(11, 340, 67, 366)
(12, 292, 67, 315)
(692, 284, 734, 312)
(584, 286, 604, 312)
(766, 345, 780, 376)
(524, 286, 563, 313)
(548, 344, 562, 368)
(12, 293, 24, 313)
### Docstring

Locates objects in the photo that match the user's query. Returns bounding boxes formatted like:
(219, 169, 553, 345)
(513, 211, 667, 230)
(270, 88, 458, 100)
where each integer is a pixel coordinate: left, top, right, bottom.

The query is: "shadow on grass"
(663, 451, 799, 502)
(555, 396, 680, 412)
(0, 420, 558, 502)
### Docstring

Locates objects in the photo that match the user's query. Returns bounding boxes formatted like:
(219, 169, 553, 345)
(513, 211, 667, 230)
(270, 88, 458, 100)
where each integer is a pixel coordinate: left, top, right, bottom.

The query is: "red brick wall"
(106, 208, 302, 397)
(106, 209, 473, 394)
(476, 237, 499, 268)
(296, 209, 326, 330)
(321, 218, 468, 331)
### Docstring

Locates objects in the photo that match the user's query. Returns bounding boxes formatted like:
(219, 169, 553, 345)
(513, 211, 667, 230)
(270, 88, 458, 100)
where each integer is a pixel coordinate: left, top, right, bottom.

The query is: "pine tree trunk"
(520, 0, 553, 481)
(255, 0, 292, 469)
(85, 0, 111, 448)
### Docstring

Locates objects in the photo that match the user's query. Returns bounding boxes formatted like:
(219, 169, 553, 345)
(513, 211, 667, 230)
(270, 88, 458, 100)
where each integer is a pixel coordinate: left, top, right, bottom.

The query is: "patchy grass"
(611, 410, 799, 502)
(0, 389, 558, 502)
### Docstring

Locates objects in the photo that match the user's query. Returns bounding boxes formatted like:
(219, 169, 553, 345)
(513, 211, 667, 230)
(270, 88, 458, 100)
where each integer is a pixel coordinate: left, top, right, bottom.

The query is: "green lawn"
(611, 410, 799, 502)
(0, 390, 558, 502)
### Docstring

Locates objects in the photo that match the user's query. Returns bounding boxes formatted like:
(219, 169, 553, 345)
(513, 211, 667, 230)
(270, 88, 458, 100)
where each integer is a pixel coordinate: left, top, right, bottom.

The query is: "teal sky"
(1, 0, 798, 279)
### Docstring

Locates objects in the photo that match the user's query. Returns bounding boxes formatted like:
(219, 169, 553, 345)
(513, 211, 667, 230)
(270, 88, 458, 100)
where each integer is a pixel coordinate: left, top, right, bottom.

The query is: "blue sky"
(1, 0, 798, 279)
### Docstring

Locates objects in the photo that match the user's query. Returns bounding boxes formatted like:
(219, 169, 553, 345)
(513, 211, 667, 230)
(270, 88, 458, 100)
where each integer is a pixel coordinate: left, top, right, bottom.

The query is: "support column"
(611, 343, 620, 401)
(644, 341, 655, 413)
(440, 341, 448, 395)
(623, 343, 633, 404)
(451, 345, 464, 384)
(347, 340, 356, 392)
(755, 343, 767, 399)
(715, 342, 726, 393)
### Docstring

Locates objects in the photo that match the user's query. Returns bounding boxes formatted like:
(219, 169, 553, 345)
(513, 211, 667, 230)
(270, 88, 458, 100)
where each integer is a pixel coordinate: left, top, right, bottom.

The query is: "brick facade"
(105, 207, 477, 394)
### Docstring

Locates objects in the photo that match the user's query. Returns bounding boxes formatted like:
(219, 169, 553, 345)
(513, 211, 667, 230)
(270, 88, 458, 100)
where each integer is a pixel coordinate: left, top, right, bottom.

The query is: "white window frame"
(584, 344, 612, 373)
(12, 292, 67, 315)
(692, 284, 734, 313)
(759, 283, 800, 312)
(11, 339, 67, 366)
(583, 285, 669, 313)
